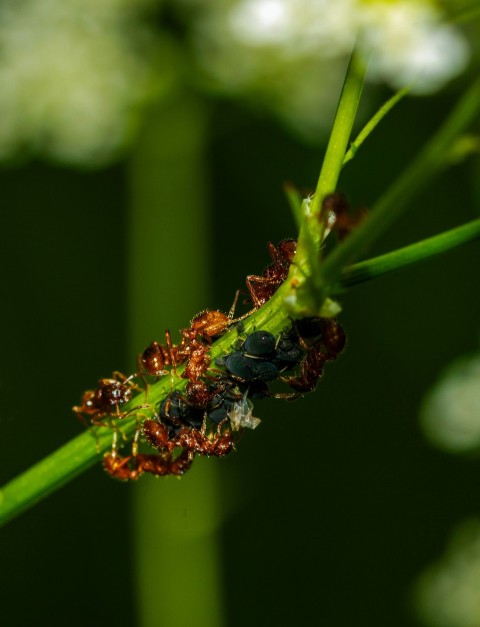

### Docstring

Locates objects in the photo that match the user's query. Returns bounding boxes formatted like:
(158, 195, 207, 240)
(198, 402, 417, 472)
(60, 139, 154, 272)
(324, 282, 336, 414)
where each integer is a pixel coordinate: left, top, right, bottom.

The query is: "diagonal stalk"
(1, 214, 479, 527)
(1, 67, 480, 530)
(318, 77, 480, 292)
(339, 217, 480, 288)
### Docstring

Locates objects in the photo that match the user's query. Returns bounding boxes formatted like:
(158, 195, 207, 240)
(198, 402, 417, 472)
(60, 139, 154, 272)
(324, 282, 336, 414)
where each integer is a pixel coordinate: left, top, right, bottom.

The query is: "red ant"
(175, 427, 233, 457)
(281, 317, 346, 395)
(138, 321, 215, 384)
(183, 309, 238, 343)
(283, 344, 329, 394)
(246, 239, 297, 309)
(143, 418, 234, 457)
(244, 193, 366, 310)
(139, 294, 243, 383)
(179, 308, 244, 381)
(73, 372, 148, 427)
(322, 193, 367, 240)
(321, 317, 347, 358)
(103, 448, 194, 481)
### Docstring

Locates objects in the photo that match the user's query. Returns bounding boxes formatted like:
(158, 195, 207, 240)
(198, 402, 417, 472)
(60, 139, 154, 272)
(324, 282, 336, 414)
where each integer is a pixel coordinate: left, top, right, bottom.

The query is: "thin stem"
(128, 93, 225, 627)
(2, 70, 480, 530)
(339, 217, 480, 289)
(342, 87, 409, 167)
(453, 4, 480, 24)
(283, 182, 303, 230)
(0, 292, 289, 528)
(291, 52, 366, 315)
(311, 53, 366, 217)
(319, 76, 480, 290)
(1, 215, 479, 527)
(0, 426, 112, 527)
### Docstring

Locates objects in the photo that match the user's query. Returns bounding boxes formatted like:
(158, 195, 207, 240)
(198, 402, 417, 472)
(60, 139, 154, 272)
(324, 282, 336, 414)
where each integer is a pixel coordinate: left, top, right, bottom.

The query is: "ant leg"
(74, 409, 95, 433)
(165, 329, 178, 378)
(111, 370, 129, 383)
(266, 241, 280, 263)
(112, 370, 144, 394)
(130, 409, 150, 456)
(94, 428, 101, 454)
(228, 289, 242, 319)
(271, 391, 302, 400)
(111, 430, 119, 457)
(200, 413, 208, 437)
(119, 403, 153, 420)
(215, 417, 228, 437)
(77, 412, 112, 452)
(136, 352, 151, 402)
(131, 426, 140, 457)
(230, 308, 256, 325)
(245, 275, 277, 309)
(169, 449, 195, 476)
(245, 276, 263, 309)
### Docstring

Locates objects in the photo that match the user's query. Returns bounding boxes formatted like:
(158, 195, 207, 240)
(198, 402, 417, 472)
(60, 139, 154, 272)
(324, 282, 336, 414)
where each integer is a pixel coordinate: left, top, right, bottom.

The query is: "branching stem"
(319, 76, 480, 290)
(1, 63, 480, 530)
(339, 217, 480, 289)
(1, 214, 479, 527)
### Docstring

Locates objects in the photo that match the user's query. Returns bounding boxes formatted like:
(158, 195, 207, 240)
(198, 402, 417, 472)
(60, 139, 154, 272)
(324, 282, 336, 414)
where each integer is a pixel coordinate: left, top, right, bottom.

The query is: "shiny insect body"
(245, 239, 297, 309)
(103, 448, 194, 481)
(73, 372, 147, 427)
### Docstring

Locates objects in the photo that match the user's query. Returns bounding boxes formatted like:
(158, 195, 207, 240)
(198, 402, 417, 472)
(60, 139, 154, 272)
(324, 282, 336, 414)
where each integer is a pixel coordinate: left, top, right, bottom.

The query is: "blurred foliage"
(416, 518, 480, 627)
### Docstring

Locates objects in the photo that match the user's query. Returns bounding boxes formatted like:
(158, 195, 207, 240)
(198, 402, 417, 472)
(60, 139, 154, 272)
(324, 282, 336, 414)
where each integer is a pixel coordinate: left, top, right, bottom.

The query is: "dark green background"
(1, 85, 479, 626)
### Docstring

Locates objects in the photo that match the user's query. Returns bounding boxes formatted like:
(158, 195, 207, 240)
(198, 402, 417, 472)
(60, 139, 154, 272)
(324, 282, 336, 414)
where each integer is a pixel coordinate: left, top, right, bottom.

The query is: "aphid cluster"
(74, 316, 345, 480)
(219, 319, 345, 399)
(74, 194, 355, 481)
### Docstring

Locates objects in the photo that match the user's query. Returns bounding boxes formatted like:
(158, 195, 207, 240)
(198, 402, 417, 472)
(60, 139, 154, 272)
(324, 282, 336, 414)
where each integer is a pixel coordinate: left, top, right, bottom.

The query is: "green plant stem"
(311, 54, 366, 218)
(128, 93, 224, 627)
(283, 182, 303, 229)
(339, 217, 480, 289)
(0, 426, 113, 527)
(2, 68, 480, 530)
(292, 53, 366, 314)
(342, 87, 409, 167)
(318, 77, 480, 291)
(1, 215, 478, 528)
(453, 4, 480, 24)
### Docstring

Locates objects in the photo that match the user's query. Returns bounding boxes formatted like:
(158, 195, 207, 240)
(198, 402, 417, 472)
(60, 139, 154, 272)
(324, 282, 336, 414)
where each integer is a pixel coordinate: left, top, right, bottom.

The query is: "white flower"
(186, 0, 470, 138)
(0, 0, 157, 166)
(415, 519, 480, 627)
(358, 1, 470, 94)
(420, 353, 480, 453)
(228, 0, 357, 58)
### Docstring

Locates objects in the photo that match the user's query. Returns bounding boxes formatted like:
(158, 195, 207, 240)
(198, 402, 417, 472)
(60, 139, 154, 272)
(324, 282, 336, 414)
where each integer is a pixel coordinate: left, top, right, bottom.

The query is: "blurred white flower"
(185, 0, 470, 138)
(0, 0, 158, 166)
(420, 353, 480, 453)
(358, 1, 470, 94)
(228, 0, 357, 58)
(415, 519, 480, 627)
(1, 0, 471, 161)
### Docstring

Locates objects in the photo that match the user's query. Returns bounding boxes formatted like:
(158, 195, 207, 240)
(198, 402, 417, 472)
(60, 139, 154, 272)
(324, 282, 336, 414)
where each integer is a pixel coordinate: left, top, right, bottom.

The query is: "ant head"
(278, 239, 297, 263)
(99, 381, 132, 407)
